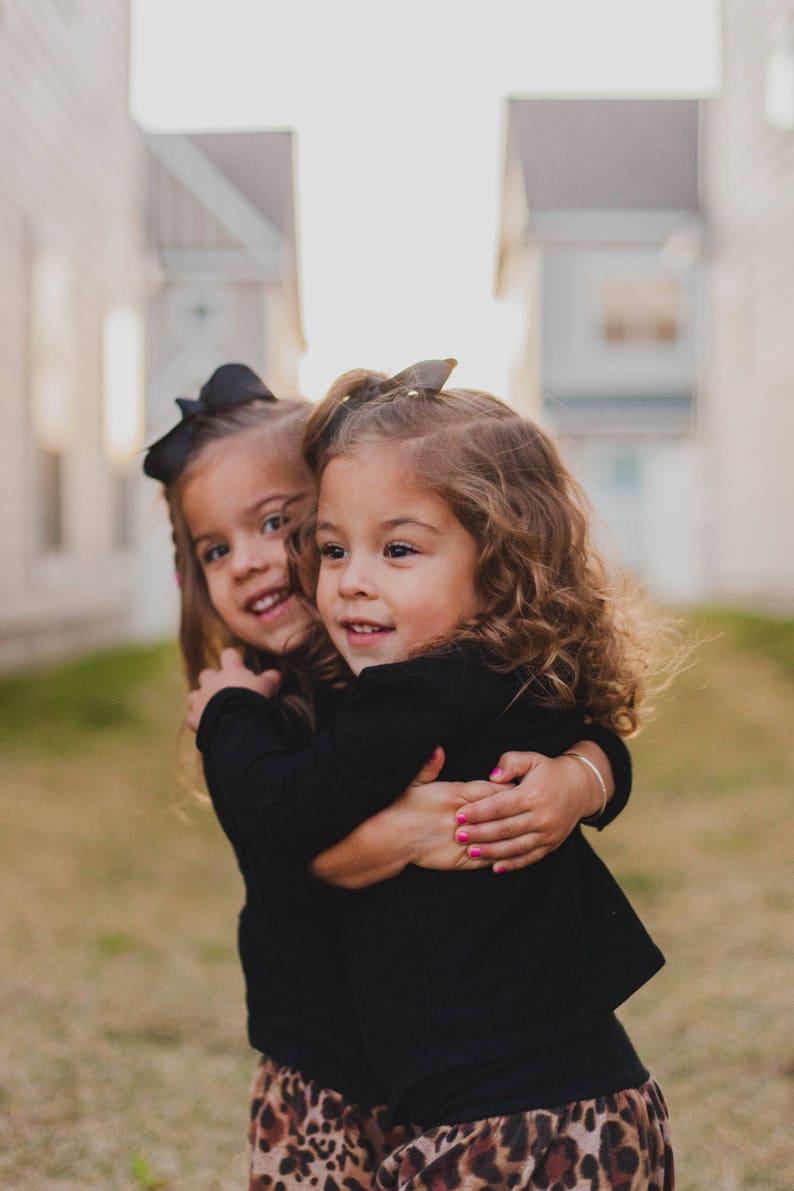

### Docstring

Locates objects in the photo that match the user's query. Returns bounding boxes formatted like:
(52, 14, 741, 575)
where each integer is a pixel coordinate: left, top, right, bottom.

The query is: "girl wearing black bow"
(144, 362, 634, 1189)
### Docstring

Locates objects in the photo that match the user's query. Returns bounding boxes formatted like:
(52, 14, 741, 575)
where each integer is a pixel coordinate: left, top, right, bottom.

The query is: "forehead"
(195, 430, 305, 487)
(319, 444, 448, 520)
(182, 431, 307, 522)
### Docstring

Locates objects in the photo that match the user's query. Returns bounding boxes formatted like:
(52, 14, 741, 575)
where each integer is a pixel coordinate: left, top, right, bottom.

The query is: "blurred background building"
(0, 0, 146, 670)
(496, 98, 705, 604)
(701, 0, 794, 610)
(1, 0, 792, 671)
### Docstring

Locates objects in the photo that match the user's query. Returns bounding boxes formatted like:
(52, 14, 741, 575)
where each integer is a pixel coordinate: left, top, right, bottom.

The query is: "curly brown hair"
(297, 370, 658, 735)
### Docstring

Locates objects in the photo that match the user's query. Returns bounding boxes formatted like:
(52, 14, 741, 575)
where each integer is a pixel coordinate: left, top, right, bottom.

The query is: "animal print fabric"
(247, 1056, 416, 1190)
(374, 1079, 673, 1191)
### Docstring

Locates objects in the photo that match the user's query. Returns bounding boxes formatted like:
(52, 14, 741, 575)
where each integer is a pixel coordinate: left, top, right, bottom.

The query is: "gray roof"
(509, 98, 700, 211)
(189, 130, 297, 243)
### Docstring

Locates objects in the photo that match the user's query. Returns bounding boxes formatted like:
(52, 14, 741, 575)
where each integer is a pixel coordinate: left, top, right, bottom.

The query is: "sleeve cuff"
(195, 686, 275, 754)
(576, 722, 632, 830)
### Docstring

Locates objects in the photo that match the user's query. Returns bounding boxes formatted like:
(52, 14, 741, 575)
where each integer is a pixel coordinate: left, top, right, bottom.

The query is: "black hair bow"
(143, 363, 276, 484)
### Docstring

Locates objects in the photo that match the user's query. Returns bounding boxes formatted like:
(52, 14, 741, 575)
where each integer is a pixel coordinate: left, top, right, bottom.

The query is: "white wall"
(701, 0, 794, 609)
(0, 0, 146, 670)
(561, 436, 706, 604)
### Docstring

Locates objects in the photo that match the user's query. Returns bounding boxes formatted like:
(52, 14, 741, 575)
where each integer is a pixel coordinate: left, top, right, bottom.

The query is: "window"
(112, 467, 134, 551)
(765, 47, 794, 131)
(37, 447, 64, 550)
(102, 305, 145, 463)
(600, 279, 681, 345)
(30, 252, 72, 551)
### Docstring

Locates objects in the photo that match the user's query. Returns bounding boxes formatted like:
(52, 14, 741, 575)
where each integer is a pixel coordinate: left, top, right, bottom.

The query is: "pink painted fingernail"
(469, 847, 482, 858)
(494, 864, 506, 874)
(456, 831, 469, 843)
(455, 812, 468, 825)
(490, 767, 502, 778)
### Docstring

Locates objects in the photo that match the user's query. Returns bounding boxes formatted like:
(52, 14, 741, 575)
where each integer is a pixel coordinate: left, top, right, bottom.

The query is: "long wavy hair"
(163, 400, 312, 690)
(297, 370, 660, 735)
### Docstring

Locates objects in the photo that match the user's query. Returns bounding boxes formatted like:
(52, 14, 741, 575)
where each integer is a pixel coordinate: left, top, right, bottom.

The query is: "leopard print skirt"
(374, 1079, 673, 1191)
(247, 1056, 416, 1190)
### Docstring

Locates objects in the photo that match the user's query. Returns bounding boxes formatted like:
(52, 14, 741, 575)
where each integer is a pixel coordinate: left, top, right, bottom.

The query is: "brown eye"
(262, 513, 287, 535)
(385, 542, 417, 559)
(202, 543, 228, 565)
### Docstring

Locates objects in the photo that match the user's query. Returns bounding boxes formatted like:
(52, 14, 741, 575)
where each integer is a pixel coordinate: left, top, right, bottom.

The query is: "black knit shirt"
(198, 648, 657, 1120)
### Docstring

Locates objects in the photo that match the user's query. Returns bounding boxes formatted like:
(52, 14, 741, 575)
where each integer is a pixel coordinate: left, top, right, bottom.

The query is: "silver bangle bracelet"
(562, 751, 608, 822)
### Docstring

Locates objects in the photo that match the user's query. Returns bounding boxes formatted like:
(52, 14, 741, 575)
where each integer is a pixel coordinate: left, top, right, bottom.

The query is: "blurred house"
(136, 130, 305, 638)
(0, 0, 146, 671)
(496, 99, 706, 603)
(701, 0, 794, 611)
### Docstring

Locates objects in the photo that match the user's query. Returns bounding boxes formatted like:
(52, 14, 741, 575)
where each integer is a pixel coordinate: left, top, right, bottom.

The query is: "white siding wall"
(562, 437, 706, 605)
(703, 0, 794, 608)
(0, 0, 145, 668)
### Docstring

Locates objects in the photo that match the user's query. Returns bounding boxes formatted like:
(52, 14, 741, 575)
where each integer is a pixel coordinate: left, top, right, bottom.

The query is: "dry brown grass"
(602, 618, 794, 1191)
(0, 645, 252, 1190)
(0, 621, 792, 1190)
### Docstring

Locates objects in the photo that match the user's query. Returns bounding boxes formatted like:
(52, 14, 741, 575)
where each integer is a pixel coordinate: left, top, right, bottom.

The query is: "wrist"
(372, 802, 424, 865)
(561, 752, 608, 823)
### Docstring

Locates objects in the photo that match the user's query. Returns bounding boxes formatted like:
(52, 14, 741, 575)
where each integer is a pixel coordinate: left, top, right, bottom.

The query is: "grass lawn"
(0, 613, 792, 1190)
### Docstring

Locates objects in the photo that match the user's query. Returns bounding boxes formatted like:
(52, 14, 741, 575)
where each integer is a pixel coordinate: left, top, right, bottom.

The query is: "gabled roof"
(508, 98, 701, 211)
(188, 130, 296, 245)
(146, 129, 298, 259)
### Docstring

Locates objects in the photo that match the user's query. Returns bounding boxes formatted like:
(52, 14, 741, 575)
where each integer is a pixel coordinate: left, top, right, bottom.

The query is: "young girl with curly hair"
(145, 362, 634, 1190)
(191, 363, 674, 1189)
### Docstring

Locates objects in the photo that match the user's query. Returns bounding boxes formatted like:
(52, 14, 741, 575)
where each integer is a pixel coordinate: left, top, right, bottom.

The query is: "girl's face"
(315, 444, 483, 676)
(182, 432, 313, 657)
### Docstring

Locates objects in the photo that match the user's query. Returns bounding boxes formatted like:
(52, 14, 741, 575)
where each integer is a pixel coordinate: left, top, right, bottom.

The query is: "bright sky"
(130, 0, 720, 399)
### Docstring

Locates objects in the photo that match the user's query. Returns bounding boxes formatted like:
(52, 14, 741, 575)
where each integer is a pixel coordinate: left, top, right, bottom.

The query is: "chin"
(246, 620, 308, 659)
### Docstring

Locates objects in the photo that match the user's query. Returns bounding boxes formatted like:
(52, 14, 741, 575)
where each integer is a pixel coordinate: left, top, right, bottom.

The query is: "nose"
(229, 537, 272, 580)
(337, 554, 375, 599)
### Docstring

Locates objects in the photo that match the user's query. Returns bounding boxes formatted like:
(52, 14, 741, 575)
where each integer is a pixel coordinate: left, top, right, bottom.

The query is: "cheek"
(314, 571, 335, 627)
(202, 570, 227, 614)
(259, 535, 290, 576)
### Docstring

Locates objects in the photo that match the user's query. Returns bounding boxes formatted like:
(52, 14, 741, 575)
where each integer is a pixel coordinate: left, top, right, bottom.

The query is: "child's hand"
(410, 751, 502, 872)
(451, 751, 598, 873)
(186, 647, 281, 732)
(311, 747, 487, 887)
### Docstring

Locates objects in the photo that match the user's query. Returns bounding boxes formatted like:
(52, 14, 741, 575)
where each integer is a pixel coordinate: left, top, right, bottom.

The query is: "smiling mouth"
(341, 621, 394, 641)
(247, 588, 293, 618)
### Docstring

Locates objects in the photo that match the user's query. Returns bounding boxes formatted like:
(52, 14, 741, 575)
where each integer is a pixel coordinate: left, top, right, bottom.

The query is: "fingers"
(220, 646, 245, 666)
(461, 831, 557, 869)
(186, 691, 203, 732)
(259, 668, 282, 696)
(412, 746, 446, 786)
(453, 780, 503, 807)
(455, 787, 531, 824)
(456, 812, 535, 844)
(489, 750, 545, 782)
(491, 846, 554, 874)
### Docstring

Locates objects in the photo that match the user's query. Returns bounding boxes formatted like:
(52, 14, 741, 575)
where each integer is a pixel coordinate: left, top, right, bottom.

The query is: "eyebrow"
(191, 493, 297, 547)
(315, 517, 440, 535)
(383, 517, 440, 534)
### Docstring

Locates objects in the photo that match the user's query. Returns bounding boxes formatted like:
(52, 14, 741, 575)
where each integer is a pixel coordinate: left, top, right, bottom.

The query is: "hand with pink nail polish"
(446, 744, 616, 873)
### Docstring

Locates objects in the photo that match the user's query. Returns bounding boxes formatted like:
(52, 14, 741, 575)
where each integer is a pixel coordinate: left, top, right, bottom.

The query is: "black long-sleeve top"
(198, 648, 659, 1121)
(200, 692, 384, 1102)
